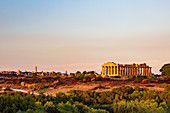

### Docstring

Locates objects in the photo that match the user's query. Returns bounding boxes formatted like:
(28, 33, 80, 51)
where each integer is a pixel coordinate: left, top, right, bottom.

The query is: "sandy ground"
(44, 82, 165, 96)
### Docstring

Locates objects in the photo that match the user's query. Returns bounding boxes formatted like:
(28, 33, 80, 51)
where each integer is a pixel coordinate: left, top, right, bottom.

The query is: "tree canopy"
(160, 63, 170, 76)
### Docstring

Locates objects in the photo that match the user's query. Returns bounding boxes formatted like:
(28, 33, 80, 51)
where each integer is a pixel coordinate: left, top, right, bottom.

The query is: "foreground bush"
(58, 101, 108, 113)
(0, 86, 170, 113)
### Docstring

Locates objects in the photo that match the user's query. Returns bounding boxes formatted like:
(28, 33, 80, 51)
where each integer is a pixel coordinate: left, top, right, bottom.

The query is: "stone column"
(111, 66, 113, 75)
(118, 66, 120, 75)
(124, 67, 126, 75)
(123, 67, 125, 76)
(129, 67, 131, 75)
(127, 67, 129, 75)
(148, 67, 150, 76)
(125, 67, 127, 75)
(105, 66, 107, 75)
(133, 67, 134, 75)
(126, 67, 127, 75)
(133, 67, 135, 76)
(146, 67, 148, 76)
(134, 67, 135, 75)
(141, 67, 143, 76)
(119, 66, 121, 75)
(117, 66, 118, 75)
(131, 67, 133, 75)
(107, 66, 110, 75)
(143, 67, 145, 76)
(126, 67, 128, 75)
(114, 66, 115, 75)
(145, 67, 147, 76)
(149, 67, 152, 76)
(102, 66, 103, 75)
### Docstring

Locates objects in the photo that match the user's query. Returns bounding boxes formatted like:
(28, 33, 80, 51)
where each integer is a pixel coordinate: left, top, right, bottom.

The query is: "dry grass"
(44, 82, 166, 96)
(0, 81, 166, 96)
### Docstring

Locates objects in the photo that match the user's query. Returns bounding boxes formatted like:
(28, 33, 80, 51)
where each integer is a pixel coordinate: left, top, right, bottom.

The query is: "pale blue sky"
(0, 0, 170, 73)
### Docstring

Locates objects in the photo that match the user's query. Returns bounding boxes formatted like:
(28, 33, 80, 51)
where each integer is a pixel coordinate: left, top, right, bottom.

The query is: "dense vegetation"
(160, 63, 170, 77)
(0, 86, 169, 113)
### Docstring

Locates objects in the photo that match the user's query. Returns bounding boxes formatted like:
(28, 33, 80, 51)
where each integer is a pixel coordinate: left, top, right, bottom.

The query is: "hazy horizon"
(1, 0, 170, 74)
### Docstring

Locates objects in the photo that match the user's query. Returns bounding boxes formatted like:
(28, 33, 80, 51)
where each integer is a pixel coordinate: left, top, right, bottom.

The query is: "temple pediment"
(102, 62, 117, 66)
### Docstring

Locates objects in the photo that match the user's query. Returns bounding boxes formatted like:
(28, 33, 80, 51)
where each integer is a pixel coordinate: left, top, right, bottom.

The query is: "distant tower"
(35, 66, 37, 73)
(17, 70, 21, 74)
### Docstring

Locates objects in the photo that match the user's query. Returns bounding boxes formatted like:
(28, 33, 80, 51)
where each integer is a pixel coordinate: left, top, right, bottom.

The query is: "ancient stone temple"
(101, 62, 152, 77)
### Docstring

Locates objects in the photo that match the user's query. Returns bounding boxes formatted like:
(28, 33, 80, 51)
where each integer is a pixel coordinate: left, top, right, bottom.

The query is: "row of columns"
(102, 66, 152, 76)
(119, 66, 152, 76)
(102, 66, 118, 76)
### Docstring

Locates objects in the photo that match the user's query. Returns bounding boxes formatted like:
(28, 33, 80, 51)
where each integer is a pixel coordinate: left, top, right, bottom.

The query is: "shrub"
(164, 85, 170, 92)
(71, 79, 79, 84)
(57, 101, 108, 113)
(111, 76, 121, 78)
(166, 81, 170, 84)
(128, 75, 136, 79)
(78, 80, 83, 83)
(145, 85, 154, 87)
(4, 86, 11, 91)
(132, 81, 140, 84)
(114, 101, 146, 113)
(141, 79, 150, 84)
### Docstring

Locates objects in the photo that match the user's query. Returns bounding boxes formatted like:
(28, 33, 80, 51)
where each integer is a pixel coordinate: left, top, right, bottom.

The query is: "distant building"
(17, 70, 21, 74)
(101, 62, 152, 77)
(35, 66, 37, 73)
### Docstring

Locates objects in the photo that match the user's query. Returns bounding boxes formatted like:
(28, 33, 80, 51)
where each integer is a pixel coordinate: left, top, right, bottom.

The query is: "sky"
(0, 0, 170, 74)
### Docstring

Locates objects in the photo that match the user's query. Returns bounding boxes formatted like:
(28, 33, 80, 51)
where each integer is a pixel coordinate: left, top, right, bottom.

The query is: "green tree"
(82, 71, 87, 75)
(26, 109, 34, 113)
(87, 71, 95, 74)
(164, 85, 170, 92)
(44, 101, 58, 113)
(55, 92, 68, 103)
(57, 101, 108, 113)
(114, 100, 146, 113)
(76, 71, 81, 75)
(160, 63, 170, 76)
